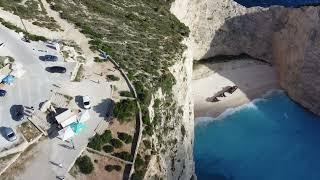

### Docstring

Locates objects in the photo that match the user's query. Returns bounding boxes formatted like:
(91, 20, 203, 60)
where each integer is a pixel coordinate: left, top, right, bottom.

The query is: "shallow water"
(234, 0, 320, 7)
(194, 90, 320, 180)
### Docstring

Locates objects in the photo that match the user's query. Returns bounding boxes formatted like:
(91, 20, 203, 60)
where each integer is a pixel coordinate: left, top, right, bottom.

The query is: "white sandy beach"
(192, 59, 279, 118)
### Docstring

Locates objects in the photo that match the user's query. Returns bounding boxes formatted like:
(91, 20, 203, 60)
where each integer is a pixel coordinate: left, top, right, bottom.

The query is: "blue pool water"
(234, 0, 320, 7)
(194, 90, 320, 180)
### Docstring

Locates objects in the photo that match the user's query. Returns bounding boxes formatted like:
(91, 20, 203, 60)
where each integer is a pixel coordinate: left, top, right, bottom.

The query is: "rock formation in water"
(171, 0, 320, 115)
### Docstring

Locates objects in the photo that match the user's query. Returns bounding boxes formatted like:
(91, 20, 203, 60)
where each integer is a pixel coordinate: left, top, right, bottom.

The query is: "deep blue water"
(234, 0, 320, 7)
(194, 90, 320, 180)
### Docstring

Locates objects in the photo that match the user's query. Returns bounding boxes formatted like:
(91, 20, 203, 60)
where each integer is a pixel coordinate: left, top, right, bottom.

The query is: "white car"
(82, 95, 91, 109)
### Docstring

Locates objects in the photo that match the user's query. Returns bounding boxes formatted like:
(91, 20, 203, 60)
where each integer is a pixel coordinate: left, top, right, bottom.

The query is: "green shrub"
(87, 134, 103, 151)
(131, 171, 145, 180)
(107, 74, 120, 81)
(145, 155, 151, 163)
(104, 164, 122, 172)
(110, 138, 123, 148)
(119, 91, 133, 97)
(94, 56, 104, 63)
(117, 132, 133, 144)
(113, 99, 136, 123)
(87, 130, 112, 151)
(27, 34, 47, 41)
(135, 155, 144, 169)
(113, 165, 122, 171)
(159, 72, 176, 94)
(101, 130, 112, 143)
(153, 99, 161, 108)
(142, 110, 151, 125)
(76, 155, 94, 174)
(143, 125, 153, 136)
(143, 140, 151, 149)
(112, 151, 133, 161)
(103, 145, 114, 153)
(105, 165, 113, 172)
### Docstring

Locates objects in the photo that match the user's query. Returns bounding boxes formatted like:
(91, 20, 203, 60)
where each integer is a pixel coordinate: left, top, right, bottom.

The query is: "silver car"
(4, 127, 17, 142)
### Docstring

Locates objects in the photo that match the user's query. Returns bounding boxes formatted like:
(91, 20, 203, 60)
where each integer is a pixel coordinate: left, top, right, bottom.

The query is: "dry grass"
(0, 137, 43, 180)
(108, 119, 135, 153)
(70, 150, 125, 180)
(0, 153, 19, 174)
(17, 121, 42, 142)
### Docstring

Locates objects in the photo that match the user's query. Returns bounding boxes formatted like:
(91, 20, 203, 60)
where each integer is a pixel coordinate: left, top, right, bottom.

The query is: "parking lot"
(0, 26, 74, 150)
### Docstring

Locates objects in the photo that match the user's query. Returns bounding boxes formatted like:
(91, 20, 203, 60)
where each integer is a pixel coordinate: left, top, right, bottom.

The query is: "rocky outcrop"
(144, 39, 195, 179)
(172, 0, 320, 115)
(273, 7, 320, 115)
(171, 0, 276, 61)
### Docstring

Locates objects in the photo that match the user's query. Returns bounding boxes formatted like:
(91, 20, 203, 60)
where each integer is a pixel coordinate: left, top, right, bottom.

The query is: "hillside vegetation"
(0, 0, 60, 30)
(50, 0, 189, 178)
(48, 0, 188, 94)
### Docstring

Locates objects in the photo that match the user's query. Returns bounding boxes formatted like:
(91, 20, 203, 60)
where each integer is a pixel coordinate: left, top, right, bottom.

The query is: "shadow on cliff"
(193, 8, 282, 117)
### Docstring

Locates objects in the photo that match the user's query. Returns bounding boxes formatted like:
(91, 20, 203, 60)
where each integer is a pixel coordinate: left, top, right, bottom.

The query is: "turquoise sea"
(194, 90, 320, 180)
(234, 0, 320, 7)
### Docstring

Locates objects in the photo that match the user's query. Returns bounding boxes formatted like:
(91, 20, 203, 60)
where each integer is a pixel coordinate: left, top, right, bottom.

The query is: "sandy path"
(0, 0, 95, 63)
(192, 59, 279, 118)
(40, 0, 95, 63)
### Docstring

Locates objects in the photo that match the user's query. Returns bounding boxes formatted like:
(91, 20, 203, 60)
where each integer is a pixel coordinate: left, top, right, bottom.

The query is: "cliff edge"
(172, 0, 320, 116)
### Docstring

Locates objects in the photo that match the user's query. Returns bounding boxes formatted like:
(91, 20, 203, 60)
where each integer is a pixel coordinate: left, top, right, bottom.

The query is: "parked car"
(14, 105, 25, 121)
(3, 127, 17, 142)
(46, 66, 66, 73)
(82, 96, 91, 109)
(44, 55, 58, 62)
(0, 89, 6, 97)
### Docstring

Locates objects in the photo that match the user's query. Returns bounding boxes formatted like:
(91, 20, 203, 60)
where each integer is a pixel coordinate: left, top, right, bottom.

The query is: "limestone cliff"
(172, 0, 320, 116)
(171, 0, 274, 61)
(144, 39, 195, 180)
(273, 7, 320, 115)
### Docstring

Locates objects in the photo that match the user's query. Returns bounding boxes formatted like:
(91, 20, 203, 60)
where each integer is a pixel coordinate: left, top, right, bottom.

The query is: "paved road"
(0, 25, 112, 180)
(0, 25, 69, 150)
(16, 77, 112, 180)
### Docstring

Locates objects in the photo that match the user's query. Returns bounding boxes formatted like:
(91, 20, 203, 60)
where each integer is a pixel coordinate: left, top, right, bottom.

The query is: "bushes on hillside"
(87, 130, 112, 151)
(94, 57, 104, 63)
(113, 99, 136, 123)
(107, 74, 120, 81)
(103, 145, 114, 153)
(110, 138, 123, 148)
(113, 151, 133, 161)
(119, 91, 133, 97)
(143, 140, 151, 149)
(134, 81, 151, 105)
(143, 125, 153, 136)
(134, 155, 144, 169)
(117, 132, 133, 144)
(105, 164, 122, 172)
(76, 155, 94, 174)
(131, 171, 145, 180)
(142, 109, 151, 125)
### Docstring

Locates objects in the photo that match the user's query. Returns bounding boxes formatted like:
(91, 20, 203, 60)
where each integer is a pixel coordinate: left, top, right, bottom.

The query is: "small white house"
(55, 109, 78, 128)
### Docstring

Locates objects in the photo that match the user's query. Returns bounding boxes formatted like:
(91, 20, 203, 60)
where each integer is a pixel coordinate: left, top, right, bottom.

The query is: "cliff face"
(144, 39, 195, 180)
(171, 0, 276, 61)
(273, 7, 320, 115)
(172, 0, 320, 116)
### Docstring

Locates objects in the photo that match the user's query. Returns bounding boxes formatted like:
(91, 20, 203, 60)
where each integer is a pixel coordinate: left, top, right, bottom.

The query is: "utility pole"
(13, 6, 28, 33)
(13, 6, 30, 42)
